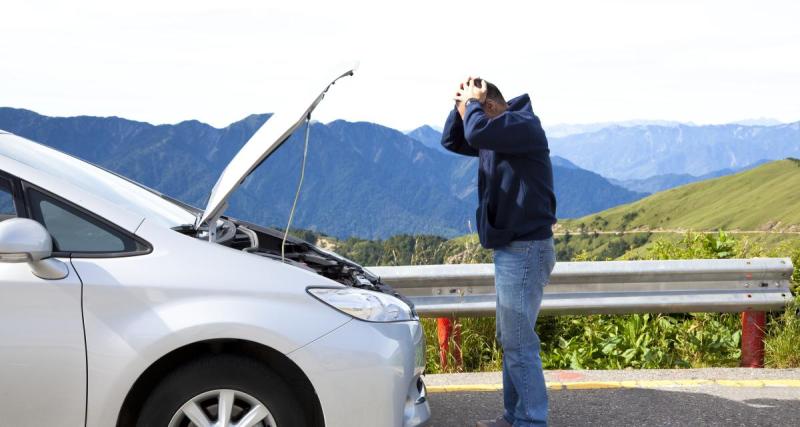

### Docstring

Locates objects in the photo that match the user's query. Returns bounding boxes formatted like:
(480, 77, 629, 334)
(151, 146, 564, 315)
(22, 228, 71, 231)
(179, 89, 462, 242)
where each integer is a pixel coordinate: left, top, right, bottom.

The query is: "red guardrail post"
(436, 317, 463, 371)
(740, 311, 766, 368)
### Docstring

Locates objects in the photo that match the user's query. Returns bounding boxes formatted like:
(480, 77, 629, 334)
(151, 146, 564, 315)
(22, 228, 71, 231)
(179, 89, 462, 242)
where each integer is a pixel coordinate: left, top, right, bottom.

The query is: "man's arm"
(462, 102, 546, 154)
(441, 106, 479, 157)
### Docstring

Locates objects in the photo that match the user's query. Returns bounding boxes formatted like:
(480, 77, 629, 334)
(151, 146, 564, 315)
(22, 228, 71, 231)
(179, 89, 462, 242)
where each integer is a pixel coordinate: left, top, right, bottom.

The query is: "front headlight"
(308, 287, 415, 322)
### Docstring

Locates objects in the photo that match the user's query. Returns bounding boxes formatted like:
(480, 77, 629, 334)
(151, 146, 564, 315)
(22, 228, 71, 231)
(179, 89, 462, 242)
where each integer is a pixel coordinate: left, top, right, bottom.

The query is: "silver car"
(0, 66, 430, 427)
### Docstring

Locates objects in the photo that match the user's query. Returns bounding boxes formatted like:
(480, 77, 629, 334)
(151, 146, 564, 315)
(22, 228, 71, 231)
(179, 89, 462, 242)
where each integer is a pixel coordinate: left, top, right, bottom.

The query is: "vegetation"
(757, 242, 800, 368)
(555, 231, 654, 261)
(560, 159, 800, 233)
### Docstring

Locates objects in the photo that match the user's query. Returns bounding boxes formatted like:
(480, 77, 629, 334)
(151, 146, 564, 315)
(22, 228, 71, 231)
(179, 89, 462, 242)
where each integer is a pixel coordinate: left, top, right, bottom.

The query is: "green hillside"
(561, 158, 800, 232)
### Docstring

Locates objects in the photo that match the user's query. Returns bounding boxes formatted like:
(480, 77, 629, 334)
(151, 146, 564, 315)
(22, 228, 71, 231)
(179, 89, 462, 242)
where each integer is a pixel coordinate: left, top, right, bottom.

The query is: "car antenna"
(282, 112, 312, 262)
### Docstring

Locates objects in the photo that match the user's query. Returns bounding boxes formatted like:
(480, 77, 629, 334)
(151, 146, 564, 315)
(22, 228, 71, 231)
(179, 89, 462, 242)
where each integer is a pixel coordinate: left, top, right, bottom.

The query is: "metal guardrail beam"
(368, 258, 795, 317)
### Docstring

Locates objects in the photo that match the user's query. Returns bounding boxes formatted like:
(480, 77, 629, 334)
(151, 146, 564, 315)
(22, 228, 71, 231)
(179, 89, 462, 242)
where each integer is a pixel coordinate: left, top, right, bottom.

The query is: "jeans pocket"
(539, 248, 556, 286)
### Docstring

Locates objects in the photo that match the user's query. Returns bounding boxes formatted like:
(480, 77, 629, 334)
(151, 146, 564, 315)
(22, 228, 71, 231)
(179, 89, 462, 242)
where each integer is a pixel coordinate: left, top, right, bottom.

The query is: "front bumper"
(288, 318, 431, 427)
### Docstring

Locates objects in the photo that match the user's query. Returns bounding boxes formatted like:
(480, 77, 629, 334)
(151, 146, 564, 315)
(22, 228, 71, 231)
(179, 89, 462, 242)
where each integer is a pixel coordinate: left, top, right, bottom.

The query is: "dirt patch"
(316, 237, 338, 251)
(759, 221, 780, 231)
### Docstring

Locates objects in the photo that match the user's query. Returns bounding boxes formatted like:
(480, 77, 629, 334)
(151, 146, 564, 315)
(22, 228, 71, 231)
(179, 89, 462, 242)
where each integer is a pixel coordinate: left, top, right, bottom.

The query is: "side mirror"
(0, 218, 68, 280)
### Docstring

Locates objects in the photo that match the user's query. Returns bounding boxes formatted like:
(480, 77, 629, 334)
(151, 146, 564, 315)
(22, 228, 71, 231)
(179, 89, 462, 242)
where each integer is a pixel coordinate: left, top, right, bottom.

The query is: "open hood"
(196, 64, 358, 229)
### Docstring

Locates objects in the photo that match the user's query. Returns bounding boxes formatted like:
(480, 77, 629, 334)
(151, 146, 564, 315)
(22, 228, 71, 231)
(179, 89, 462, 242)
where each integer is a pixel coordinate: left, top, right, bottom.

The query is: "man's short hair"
(475, 78, 505, 104)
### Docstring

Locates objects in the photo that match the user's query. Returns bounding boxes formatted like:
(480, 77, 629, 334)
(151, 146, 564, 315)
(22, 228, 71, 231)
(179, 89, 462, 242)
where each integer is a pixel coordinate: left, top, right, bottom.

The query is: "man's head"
(473, 78, 507, 118)
(454, 77, 508, 119)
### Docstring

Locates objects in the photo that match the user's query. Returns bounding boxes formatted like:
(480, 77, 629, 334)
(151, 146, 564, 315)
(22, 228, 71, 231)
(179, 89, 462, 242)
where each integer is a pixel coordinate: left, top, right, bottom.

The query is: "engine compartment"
(178, 218, 415, 311)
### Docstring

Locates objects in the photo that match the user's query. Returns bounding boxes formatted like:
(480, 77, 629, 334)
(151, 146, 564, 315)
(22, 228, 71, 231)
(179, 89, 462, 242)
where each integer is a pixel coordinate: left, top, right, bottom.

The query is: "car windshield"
(0, 134, 198, 228)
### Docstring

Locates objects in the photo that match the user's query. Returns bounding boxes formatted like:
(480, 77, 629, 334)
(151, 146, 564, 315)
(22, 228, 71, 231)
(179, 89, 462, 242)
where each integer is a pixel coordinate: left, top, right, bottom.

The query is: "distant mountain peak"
(727, 118, 783, 127)
(550, 156, 580, 170)
(406, 124, 445, 153)
(406, 124, 433, 132)
(406, 124, 442, 133)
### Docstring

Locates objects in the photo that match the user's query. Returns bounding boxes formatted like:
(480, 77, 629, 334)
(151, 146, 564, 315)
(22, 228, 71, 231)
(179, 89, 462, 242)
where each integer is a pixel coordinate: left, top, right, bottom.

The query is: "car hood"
(196, 64, 358, 229)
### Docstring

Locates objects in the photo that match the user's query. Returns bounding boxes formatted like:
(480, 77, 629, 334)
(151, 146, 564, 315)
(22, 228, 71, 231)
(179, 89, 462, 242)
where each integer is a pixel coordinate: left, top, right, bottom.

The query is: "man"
(441, 77, 557, 427)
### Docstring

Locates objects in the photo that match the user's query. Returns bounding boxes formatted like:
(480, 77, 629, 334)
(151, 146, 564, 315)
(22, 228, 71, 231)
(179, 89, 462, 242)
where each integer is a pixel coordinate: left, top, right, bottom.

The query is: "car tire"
(135, 354, 307, 427)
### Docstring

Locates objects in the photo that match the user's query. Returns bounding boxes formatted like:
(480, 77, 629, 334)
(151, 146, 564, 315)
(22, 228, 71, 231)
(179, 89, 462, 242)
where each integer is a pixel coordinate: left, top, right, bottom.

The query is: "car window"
(0, 133, 196, 228)
(0, 180, 16, 222)
(27, 188, 143, 254)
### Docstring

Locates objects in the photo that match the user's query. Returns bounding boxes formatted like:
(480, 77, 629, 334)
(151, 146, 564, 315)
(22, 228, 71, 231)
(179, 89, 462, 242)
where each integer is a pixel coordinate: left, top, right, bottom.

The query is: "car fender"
(76, 219, 350, 426)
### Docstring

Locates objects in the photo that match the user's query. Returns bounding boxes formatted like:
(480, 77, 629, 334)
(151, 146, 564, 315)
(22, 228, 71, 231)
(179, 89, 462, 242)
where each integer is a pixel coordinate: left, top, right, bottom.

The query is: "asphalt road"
(425, 369, 800, 426)
(428, 388, 800, 426)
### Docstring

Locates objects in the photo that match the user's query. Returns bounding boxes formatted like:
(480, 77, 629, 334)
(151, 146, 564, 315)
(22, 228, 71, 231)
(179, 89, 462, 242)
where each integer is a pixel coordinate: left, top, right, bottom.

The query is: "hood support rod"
(281, 113, 313, 261)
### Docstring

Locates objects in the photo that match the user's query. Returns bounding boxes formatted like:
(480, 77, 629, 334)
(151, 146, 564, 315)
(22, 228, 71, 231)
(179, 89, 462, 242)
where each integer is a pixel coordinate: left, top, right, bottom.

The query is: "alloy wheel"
(168, 389, 276, 427)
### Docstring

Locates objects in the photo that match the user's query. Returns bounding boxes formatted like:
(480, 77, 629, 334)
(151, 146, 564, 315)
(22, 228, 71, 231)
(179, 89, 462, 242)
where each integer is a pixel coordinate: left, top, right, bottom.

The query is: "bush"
(760, 244, 800, 367)
(765, 296, 800, 368)
(540, 313, 740, 369)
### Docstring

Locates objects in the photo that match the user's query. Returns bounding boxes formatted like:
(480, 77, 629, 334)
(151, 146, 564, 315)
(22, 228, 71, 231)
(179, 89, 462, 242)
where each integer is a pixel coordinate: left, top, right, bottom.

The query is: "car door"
(0, 174, 86, 426)
(21, 182, 152, 426)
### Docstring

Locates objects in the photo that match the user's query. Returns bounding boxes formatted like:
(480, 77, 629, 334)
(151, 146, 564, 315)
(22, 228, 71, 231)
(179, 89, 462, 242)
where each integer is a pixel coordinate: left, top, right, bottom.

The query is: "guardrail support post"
(436, 317, 463, 371)
(740, 311, 766, 368)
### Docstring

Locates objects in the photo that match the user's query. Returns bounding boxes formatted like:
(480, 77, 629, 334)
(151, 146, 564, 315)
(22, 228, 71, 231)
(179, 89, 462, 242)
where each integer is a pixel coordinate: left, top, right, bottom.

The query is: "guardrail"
(369, 258, 794, 317)
(369, 258, 795, 368)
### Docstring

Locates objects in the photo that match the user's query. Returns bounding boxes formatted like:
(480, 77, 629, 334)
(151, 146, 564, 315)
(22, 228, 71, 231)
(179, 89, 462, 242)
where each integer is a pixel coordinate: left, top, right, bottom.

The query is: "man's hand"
(454, 76, 488, 105)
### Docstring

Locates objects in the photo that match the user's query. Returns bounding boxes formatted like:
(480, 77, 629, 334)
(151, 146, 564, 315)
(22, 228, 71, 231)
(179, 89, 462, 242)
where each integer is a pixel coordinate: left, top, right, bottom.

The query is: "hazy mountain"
(550, 156, 582, 170)
(1, 107, 644, 238)
(0, 107, 263, 206)
(545, 119, 785, 138)
(236, 120, 476, 238)
(610, 160, 771, 194)
(406, 125, 447, 153)
(729, 118, 783, 126)
(544, 120, 690, 138)
(400, 126, 644, 219)
(551, 164, 646, 218)
(549, 122, 800, 180)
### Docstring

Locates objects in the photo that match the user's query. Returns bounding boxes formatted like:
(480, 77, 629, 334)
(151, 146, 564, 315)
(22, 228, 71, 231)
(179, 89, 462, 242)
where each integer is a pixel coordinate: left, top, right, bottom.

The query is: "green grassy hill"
(561, 158, 800, 232)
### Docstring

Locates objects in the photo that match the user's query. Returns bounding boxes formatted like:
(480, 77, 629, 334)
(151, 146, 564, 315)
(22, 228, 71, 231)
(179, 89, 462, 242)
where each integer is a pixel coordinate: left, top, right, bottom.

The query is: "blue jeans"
(494, 238, 555, 427)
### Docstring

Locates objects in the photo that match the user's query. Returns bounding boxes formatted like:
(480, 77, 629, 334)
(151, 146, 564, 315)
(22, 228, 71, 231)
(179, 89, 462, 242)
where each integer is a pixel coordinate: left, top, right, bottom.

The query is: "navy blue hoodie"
(441, 94, 556, 249)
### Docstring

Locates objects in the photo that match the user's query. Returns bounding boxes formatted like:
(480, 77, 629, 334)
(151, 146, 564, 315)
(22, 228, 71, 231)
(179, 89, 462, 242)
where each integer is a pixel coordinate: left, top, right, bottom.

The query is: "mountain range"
(0, 107, 644, 239)
(544, 120, 690, 138)
(543, 118, 784, 138)
(608, 160, 770, 194)
(549, 122, 800, 180)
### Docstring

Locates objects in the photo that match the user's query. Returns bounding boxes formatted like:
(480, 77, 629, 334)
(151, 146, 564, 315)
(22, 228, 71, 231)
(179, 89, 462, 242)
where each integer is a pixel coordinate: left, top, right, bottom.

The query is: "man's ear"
(484, 100, 496, 114)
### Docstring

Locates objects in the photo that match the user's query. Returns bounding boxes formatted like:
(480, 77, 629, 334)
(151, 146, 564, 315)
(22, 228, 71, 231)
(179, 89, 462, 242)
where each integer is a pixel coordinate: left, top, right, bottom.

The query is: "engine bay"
(175, 218, 416, 312)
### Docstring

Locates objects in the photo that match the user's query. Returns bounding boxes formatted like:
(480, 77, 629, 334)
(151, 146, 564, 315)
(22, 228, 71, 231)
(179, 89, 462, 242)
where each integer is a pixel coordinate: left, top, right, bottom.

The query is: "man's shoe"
(475, 415, 513, 427)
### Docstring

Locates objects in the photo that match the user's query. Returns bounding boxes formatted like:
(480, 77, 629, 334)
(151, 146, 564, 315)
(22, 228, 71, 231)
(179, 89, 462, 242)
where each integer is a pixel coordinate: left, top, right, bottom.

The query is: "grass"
(765, 296, 800, 368)
(422, 317, 503, 373)
(422, 311, 745, 373)
(560, 159, 800, 233)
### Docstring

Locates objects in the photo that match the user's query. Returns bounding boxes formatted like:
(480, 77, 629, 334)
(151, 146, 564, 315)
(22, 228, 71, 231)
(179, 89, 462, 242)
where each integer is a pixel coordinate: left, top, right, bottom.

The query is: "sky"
(2, 0, 799, 131)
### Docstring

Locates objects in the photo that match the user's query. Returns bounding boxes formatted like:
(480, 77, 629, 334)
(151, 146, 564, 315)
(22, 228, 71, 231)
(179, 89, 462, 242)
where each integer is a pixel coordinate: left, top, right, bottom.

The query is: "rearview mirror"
(0, 218, 68, 280)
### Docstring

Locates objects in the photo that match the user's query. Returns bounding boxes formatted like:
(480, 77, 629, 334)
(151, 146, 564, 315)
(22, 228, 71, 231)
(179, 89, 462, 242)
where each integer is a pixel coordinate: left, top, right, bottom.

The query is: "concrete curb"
(427, 379, 800, 393)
